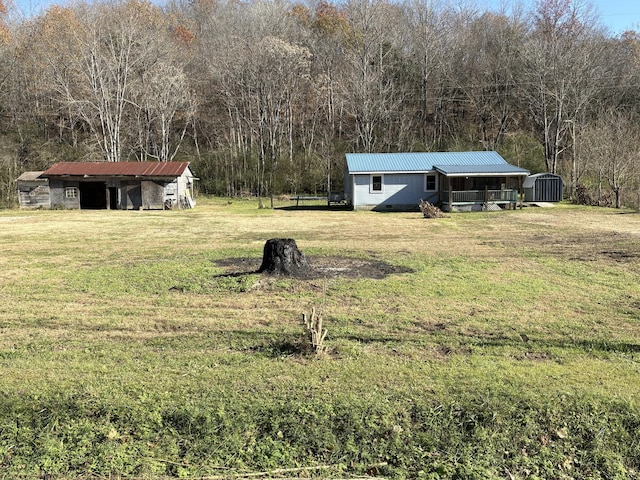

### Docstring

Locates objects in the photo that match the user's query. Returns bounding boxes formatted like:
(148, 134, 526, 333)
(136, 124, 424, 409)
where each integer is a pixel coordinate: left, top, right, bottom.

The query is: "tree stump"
(258, 238, 308, 275)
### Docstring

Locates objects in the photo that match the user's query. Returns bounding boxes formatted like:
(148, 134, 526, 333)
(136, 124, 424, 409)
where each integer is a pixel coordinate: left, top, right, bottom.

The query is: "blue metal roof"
(345, 151, 524, 174)
(434, 164, 530, 176)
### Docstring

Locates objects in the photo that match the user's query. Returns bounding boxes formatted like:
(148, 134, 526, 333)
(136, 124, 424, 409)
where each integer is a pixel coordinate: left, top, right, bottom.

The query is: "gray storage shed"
(523, 173, 564, 203)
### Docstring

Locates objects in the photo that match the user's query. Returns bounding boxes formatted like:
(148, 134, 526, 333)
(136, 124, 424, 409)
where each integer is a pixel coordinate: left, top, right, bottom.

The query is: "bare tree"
(0, 0, 17, 207)
(0, 0, 12, 111)
(405, 0, 473, 149)
(447, 9, 526, 150)
(35, 1, 172, 162)
(579, 110, 639, 208)
(4, 0, 640, 207)
(343, 0, 405, 152)
(132, 59, 196, 162)
(249, 36, 312, 205)
(300, 1, 351, 193)
(518, 0, 607, 177)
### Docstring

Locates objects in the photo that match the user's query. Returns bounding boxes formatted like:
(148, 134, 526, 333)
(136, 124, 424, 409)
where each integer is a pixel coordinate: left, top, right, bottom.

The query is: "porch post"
(519, 177, 523, 209)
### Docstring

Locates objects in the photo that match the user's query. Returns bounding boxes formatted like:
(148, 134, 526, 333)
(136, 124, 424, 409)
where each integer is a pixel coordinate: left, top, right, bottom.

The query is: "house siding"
(352, 173, 439, 210)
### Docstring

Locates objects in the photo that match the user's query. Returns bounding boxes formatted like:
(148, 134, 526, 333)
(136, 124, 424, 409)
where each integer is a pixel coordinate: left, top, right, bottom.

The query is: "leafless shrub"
(573, 184, 614, 207)
(302, 307, 327, 356)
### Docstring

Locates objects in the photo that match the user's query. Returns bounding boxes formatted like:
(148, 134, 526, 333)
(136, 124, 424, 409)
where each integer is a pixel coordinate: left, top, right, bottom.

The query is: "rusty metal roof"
(42, 162, 191, 178)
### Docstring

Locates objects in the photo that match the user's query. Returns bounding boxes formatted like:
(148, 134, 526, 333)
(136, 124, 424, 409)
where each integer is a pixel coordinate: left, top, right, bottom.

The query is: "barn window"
(371, 175, 383, 193)
(425, 174, 437, 192)
(65, 187, 78, 199)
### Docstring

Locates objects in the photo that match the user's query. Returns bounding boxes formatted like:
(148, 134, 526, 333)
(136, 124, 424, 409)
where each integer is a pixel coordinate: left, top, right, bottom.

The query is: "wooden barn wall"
(142, 180, 165, 209)
(18, 182, 50, 209)
(49, 179, 81, 209)
(34, 175, 188, 210)
(123, 182, 142, 209)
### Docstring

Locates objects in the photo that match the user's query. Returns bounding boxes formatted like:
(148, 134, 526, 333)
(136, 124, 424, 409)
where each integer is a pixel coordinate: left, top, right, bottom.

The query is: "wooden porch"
(437, 170, 526, 212)
(440, 189, 520, 211)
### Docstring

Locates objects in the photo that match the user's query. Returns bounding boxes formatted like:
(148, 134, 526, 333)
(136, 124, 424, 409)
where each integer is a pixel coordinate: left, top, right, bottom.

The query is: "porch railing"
(443, 189, 518, 204)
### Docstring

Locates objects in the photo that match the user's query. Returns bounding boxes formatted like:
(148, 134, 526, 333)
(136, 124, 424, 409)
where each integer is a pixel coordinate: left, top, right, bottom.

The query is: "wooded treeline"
(1, 0, 639, 208)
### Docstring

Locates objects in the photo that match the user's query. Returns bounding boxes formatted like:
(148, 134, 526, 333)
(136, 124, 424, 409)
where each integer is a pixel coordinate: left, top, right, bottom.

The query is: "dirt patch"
(523, 351, 553, 361)
(505, 231, 640, 264)
(214, 256, 414, 280)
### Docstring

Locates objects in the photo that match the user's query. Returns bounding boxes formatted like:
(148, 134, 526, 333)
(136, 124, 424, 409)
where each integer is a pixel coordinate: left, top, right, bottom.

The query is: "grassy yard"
(0, 198, 639, 479)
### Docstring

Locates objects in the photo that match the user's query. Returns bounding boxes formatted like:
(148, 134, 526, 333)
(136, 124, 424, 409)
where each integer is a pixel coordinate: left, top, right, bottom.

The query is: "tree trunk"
(258, 238, 308, 275)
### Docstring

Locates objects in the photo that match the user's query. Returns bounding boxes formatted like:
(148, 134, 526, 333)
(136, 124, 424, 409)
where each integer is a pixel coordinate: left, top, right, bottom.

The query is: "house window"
(425, 174, 437, 192)
(371, 175, 383, 193)
(65, 187, 78, 199)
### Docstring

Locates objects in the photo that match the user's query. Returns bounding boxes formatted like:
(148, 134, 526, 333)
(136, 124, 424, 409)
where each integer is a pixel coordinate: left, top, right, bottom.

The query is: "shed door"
(124, 183, 142, 210)
(142, 181, 165, 209)
(537, 178, 558, 202)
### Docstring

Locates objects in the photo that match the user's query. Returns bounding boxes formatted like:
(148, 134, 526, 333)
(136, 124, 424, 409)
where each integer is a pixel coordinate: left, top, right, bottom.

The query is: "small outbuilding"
(17, 171, 51, 209)
(523, 173, 564, 203)
(18, 161, 196, 210)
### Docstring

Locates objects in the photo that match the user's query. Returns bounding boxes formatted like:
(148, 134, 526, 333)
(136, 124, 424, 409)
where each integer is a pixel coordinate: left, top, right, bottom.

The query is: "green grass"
(0, 198, 639, 479)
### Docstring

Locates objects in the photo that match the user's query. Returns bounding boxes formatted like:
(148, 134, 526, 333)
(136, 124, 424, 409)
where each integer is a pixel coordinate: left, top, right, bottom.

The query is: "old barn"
(18, 162, 196, 210)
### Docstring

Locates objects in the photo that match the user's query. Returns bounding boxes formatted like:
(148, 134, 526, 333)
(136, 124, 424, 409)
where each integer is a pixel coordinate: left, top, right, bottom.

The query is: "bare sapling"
(302, 307, 328, 355)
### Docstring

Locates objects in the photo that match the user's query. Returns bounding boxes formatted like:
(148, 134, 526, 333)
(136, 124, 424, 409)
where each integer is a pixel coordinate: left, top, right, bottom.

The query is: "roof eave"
(348, 169, 530, 176)
(439, 172, 530, 177)
(348, 170, 434, 175)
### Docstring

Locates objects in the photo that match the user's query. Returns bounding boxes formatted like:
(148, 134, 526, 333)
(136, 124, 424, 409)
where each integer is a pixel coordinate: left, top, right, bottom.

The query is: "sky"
(483, 0, 640, 36)
(580, 0, 640, 35)
(7, 0, 640, 37)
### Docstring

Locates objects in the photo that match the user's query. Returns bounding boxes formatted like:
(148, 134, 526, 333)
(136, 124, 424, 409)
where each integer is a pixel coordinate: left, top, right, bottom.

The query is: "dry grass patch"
(1, 199, 639, 478)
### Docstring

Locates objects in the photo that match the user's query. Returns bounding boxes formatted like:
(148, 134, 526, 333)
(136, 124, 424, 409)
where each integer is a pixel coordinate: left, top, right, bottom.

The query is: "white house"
(344, 151, 530, 212)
